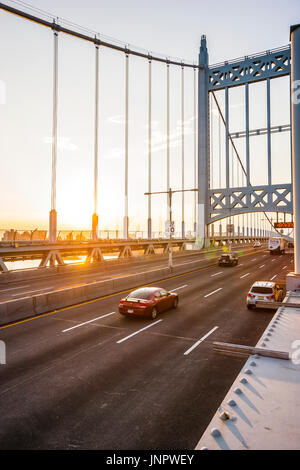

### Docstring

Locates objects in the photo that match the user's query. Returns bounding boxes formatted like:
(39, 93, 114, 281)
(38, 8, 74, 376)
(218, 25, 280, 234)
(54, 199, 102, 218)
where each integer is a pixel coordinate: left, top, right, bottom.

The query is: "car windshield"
(251, 286, 273, 294)
(127, 289, 153, 300)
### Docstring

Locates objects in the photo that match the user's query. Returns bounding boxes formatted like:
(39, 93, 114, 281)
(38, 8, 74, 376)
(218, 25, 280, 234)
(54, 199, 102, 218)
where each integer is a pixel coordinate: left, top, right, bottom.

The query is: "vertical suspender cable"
(124, 52, 129, 239)
(218, 114, 221, 187)
(267, 77, 272, 186)
(148, 58, 152, 239)
(92, 43, 99, 240)
(225, 87, 229, 189)
(194, 67, 197, 234)
(218, 113, 221, 235)
(181, 65, 185, 238)
(245, 83, 250, 186)
(49, 29, 58, 244)
(51, 31, 58, 212)
(166, 62, 170, 221)
(210, 92, 213, 188)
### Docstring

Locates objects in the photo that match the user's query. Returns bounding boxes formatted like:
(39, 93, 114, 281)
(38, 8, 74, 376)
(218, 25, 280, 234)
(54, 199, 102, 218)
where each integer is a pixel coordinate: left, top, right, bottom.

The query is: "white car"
(246, 281, 284, 309)
(253, 241, 261, 248)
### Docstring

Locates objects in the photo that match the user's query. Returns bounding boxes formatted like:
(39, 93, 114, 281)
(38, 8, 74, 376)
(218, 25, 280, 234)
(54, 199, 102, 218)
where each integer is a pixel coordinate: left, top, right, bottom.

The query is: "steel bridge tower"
(197, 36, 293, 247)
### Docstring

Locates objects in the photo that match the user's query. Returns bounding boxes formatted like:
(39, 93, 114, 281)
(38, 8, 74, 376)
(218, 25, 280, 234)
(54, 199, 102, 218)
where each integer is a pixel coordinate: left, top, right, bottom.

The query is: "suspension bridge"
(0, 2, 296, 271)
(0, 0, 300, 452)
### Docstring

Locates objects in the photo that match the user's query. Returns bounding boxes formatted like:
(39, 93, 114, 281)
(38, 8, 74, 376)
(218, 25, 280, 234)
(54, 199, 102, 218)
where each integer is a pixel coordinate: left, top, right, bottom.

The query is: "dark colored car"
(119, 287, 179, 319)
(218, 252, 238, 267)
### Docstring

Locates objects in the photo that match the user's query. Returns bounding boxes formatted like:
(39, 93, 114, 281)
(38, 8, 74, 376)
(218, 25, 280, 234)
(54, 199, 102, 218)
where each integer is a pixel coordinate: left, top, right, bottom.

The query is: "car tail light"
(138, 301, 148, 307)
(267, 295, 275, 300)
(119, 299, 125, 304)
(247, 293, 255, 298)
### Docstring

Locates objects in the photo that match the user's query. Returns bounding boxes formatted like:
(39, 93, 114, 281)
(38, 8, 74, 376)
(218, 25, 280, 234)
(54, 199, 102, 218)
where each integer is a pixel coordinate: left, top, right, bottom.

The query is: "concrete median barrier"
(0, 247, 264, 326)
(0, 297, 35, 324)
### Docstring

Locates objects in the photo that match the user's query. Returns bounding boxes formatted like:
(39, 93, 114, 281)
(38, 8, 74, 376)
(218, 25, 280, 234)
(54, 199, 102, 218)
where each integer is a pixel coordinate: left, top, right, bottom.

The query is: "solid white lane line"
(184, 326, 219, 356)
(117, 319, 162, 344)
(204, 288, 222, 298)
(283, 265, 287, 269)
(0, 285, 30, 293)
(259, 264, 265, 268)
(170, 284, 188, 292)
(271, 259, 275, 262)
(270, 275, 277, 280)
(252, 258, 256, 261)
(240, 273, 250, 279)
(210, 272, 223, 277)
(62, 312, 115, 332)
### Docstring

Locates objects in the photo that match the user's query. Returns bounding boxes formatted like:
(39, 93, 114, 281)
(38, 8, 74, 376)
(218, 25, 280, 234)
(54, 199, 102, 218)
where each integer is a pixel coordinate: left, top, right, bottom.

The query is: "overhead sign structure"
(274, 222, 294, 229)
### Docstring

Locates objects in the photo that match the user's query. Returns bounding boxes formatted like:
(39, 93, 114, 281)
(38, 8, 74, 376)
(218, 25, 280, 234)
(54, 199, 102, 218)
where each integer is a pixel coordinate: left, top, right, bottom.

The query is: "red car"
(119, 287, 179, 319)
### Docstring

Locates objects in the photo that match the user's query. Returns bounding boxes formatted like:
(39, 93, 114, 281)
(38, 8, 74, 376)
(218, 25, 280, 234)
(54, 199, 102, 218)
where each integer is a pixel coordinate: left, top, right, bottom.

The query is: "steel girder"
(208, 46, 291, 91)
(208, 184, 293, 223)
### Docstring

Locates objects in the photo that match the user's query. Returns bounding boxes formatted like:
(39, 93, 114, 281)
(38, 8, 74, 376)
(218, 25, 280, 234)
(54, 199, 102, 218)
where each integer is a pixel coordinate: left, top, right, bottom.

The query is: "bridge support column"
(0, 257, 8, 273)
(92, 213, 98, 241)
(287, 24, 300, 289)
(39, 250, 64, 267)
(123, 216, 129, 240)
(49, 209, 57, 243)
(147, 218, 152, 240)
(197, 35, 209, 249)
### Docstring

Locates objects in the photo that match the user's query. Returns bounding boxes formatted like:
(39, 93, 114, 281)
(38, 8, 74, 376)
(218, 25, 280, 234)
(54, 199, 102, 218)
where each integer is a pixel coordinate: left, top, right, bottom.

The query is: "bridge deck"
(195, 291, 300, 450)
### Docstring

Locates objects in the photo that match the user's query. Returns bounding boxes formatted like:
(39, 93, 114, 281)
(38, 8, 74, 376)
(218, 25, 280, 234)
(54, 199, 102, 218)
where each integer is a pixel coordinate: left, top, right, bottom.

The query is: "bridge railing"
(0, 228, 271, 243)
(0, 229, 197, 242)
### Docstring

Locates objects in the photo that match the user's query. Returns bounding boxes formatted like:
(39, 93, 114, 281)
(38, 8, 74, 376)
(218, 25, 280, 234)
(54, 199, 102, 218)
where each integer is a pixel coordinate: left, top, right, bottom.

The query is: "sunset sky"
(0, 0, 299, 234)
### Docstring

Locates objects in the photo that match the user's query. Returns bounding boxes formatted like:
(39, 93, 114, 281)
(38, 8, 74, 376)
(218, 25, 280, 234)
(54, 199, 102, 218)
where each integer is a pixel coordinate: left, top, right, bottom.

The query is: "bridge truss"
(198, 40, 293, 240)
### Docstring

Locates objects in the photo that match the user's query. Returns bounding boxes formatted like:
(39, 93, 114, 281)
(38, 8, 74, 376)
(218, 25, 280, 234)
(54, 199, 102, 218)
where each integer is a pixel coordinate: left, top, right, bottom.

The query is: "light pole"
(145, 188, 198, 270)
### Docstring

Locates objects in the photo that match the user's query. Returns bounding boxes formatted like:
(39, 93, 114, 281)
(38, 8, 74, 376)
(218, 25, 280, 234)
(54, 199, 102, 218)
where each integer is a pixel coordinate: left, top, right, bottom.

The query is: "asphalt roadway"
(0, 244, 259, 302)
(0, 249, 294, 450)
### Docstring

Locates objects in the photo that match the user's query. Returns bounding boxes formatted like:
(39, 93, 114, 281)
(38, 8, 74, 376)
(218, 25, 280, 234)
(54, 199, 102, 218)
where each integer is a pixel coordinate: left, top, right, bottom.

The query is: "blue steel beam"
(208, 183, 293, 223)
(208, 46, 291, 90)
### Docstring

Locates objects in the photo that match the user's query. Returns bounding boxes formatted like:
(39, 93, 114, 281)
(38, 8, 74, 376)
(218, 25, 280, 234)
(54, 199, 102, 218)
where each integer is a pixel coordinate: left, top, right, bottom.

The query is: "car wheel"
(247, 304, 254, 309)
(151, 307, 158, 319)
(173, 298, 178, 309)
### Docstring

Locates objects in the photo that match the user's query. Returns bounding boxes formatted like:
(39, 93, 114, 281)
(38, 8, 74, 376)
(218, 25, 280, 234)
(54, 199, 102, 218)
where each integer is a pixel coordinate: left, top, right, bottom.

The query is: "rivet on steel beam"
(200, 447, 208, 450)
(219, 411, 230, 421)
(211, 428, 221, 437)
(234, 387, 242, 394)
(250, 361, 256, 366)
(228, 399, 236, 406)
(244, 369, 252, 374)
(267, 332, 272, 337)
(240, 377, 248, 384)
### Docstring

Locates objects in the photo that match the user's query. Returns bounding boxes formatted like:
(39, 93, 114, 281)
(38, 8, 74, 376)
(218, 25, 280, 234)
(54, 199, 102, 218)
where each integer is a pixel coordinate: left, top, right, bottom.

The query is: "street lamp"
(144, 188, 198, 270)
